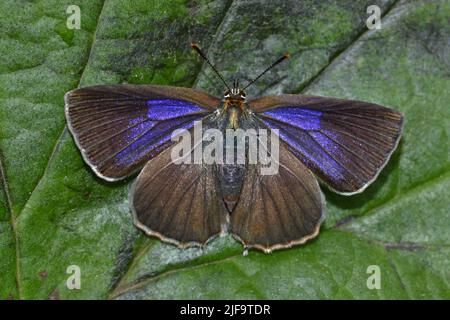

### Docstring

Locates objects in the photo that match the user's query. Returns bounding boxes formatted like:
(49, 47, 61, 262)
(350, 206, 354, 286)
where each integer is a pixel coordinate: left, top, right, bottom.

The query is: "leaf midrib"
(0, 148, 22, 298)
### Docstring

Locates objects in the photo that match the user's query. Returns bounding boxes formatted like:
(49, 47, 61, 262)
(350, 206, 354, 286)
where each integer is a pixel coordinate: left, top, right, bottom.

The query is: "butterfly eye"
(224, 89, 231, 98)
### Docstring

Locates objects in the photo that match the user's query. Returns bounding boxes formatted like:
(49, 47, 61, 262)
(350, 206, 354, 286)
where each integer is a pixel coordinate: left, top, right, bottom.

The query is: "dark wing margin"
(131, 141, 226, 247)
(65, 84, 220, 181)
(249, 94, 403, 195)
(230, 142, 325, 253)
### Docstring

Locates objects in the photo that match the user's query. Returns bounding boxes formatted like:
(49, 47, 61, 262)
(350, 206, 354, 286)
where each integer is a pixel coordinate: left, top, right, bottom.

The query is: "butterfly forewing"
(65, 84, 220, 181)
(249, 94, 403, 194)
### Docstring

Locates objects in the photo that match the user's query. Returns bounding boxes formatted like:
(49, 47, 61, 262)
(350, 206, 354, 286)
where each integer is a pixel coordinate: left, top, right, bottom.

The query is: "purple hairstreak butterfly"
(65, 43, 403, 253)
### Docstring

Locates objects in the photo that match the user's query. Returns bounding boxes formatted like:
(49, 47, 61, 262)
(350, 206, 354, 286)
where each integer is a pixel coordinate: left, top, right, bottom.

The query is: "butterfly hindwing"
(230, 140, 325, 253)
(249, 94, 403, 194)
(131, 132, 226, 246)
(65, 84, 220, 181)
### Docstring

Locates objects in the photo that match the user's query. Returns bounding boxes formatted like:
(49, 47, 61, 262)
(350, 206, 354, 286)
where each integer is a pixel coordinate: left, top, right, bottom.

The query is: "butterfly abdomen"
(218, 163, 245, 213)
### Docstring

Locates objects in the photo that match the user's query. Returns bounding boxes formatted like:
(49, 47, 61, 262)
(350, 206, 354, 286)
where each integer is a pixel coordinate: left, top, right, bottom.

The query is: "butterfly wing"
(65, 84, 220, 181)
(249, 94, 403, 194)
(230, 141, 325, 253)
(131, 135, 226, 247)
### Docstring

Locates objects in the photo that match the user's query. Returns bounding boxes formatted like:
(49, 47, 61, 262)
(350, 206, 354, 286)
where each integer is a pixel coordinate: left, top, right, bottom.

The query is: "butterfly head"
(224, 79, 246, 104)
(190, 43, 289, 128)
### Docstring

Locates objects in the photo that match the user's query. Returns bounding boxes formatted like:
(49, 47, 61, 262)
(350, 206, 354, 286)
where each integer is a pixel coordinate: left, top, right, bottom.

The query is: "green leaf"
(0, 0, 448, 299)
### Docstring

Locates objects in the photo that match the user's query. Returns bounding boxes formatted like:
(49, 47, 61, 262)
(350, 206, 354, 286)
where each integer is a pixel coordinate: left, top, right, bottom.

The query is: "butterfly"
(65, 43, 403, 253)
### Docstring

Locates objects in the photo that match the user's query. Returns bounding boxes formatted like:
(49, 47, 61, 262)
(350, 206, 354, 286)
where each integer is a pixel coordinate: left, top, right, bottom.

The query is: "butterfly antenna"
(191, 43, 231, 91)
(242, 53, 290, 91)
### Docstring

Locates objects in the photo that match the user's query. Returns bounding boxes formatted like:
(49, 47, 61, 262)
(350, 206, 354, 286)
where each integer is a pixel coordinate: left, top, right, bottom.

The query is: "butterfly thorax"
(223, 86, 247, 129)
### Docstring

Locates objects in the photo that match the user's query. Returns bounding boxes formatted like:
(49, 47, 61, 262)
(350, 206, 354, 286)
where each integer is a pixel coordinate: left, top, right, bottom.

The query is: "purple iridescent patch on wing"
(263, 106, 322, 130)
(261, 117, 346, 182)
(261, 106, 359, 182)
(110, 99, 208, 168)
(147, 99, 207, 120)
(114, 116, 199, 167)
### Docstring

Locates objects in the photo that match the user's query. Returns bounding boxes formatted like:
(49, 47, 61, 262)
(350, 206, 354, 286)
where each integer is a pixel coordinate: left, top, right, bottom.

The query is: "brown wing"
(230, 142, 325, 253)
(249, 94, 403, 194)
(131, 141, 226, 247)
(65, 84, 220, 181)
